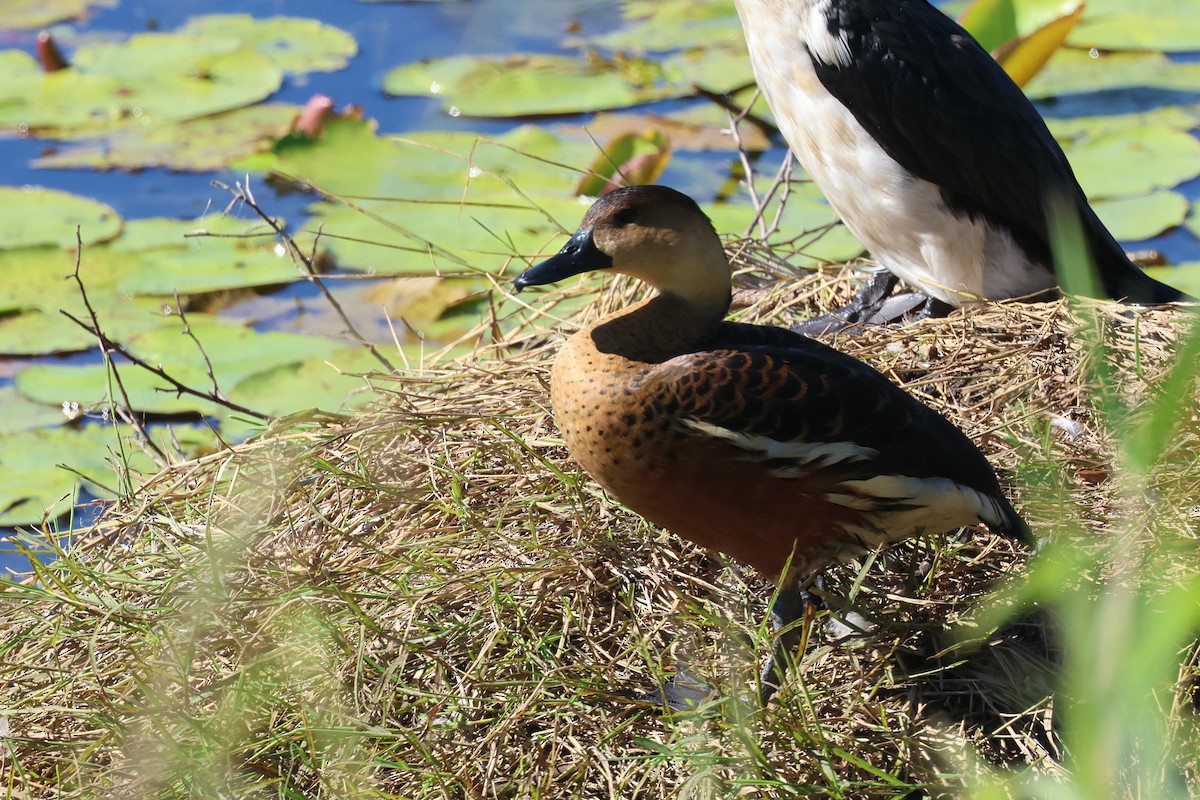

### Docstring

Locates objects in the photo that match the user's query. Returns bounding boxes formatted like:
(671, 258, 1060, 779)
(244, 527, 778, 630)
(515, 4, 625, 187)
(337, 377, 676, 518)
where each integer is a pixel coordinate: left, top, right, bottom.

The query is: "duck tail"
(990, 496, 1034, 547)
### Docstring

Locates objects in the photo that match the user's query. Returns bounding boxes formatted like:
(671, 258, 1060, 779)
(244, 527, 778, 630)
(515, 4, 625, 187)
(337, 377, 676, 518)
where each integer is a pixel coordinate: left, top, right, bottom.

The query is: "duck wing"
(810, 0, 1180, 302)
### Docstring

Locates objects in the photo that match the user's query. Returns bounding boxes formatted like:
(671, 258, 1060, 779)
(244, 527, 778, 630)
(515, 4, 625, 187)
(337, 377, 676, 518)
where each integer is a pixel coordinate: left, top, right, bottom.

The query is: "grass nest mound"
(4, 246, 1199, 798)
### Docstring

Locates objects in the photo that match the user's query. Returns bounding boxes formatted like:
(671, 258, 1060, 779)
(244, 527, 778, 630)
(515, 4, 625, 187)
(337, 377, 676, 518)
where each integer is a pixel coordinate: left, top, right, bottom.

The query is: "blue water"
(3, 1, 1199, 574)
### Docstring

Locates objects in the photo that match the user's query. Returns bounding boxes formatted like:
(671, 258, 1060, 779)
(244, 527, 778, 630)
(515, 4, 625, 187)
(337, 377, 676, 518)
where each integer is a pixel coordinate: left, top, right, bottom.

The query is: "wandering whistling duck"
(730, 0, 1186, 332)
(514, 185, 1031, 705)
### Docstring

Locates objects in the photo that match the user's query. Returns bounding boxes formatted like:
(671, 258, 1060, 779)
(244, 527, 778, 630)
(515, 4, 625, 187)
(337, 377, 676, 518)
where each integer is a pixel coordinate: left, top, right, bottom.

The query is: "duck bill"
(514, 227, 612, 290)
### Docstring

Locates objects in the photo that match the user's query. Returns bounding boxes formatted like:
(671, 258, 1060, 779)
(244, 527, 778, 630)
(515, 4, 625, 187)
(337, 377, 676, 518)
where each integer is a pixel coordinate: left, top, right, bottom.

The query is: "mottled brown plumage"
(514, 185, 1029, 704)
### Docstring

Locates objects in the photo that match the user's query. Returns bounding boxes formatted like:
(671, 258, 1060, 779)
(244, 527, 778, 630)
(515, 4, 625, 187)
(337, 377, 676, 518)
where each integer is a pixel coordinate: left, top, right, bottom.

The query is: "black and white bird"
(732, 0, 1186, 329)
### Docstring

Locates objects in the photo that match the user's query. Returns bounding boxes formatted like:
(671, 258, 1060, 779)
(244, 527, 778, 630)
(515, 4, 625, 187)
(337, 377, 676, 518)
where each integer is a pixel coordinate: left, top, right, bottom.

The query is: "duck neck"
(587, 290, 730, 363)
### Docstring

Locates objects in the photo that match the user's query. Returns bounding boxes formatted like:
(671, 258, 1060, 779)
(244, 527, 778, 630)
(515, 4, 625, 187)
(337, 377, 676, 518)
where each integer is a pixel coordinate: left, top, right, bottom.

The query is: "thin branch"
(212, 177, 399, 373)
(68, 228, 169, 464)
(58, 310, 270, 422)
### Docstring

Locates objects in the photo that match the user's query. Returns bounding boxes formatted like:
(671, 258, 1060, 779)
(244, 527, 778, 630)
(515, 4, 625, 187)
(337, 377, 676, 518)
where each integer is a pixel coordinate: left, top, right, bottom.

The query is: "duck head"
(515, 185, 732, 313)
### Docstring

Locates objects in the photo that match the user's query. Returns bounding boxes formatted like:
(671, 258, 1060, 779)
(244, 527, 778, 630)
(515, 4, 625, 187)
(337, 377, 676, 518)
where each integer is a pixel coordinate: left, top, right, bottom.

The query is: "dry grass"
(2, 248, 1198, 798)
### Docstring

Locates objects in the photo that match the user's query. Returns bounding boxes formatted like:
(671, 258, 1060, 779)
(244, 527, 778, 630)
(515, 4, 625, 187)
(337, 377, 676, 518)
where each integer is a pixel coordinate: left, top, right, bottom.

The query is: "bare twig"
(67, 228, 169, 465)
(57, 310, 270, 422)
(212, 177, 398, 374)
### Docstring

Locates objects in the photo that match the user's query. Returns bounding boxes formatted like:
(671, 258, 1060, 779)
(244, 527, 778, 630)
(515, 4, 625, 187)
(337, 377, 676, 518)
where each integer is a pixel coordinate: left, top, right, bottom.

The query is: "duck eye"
(613, 207, 639, 227)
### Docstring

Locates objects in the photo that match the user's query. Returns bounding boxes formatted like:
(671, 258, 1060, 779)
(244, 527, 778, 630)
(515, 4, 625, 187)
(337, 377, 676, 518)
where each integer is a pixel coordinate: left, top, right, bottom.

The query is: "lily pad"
(1026, 49, 1200, 100)
(0, 0, 117, 30)
(382, 53, 672, 117)
(1187, 200, 1200, 242)
(1144, 262, 1200, 298)
(116, 237, 302, 296)
(1069, 14, 1200, 53)
(0, 386, 69, 435)
(35, 104, 300, 172)
(0, 246, 136, 316)
(591, 0, 741, 51)
(0, 422, 216, 526)
(1092, 192, 1189, 242)
(0, 33, 282, 136)
(227, 346, 382, 418)
(1046, 106, 1200, 140)
(178, 14, 358, 73)
(0, 426, 119, 526)
(0, 299, 170, 356)
(0, 187, 122, 248)
(659, 43, 756, 95)
(14, 320, 346, 416)
(1066, 126, 1200, 200)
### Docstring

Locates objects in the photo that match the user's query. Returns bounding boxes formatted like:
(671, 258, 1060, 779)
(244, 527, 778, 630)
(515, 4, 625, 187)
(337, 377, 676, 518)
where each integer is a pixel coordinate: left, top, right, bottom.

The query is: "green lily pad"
(0, 426, 113, 526)
(0, 246, 136, 315)
(0, 423, 217, 527)
(382, 53, 672, 118)
(227, 346, 381, 418)
(0, 33, 282, 136)
(0, 187, 122, 248)
(1046, 106, 1200, 140)
(0, 0, 116, 30)
(1092, 192, 1189, 242)
(0, 386, 69, 435)
(178, 14, 358, 73)
(1026, 49, 1200, 100)
(1187, 200, 1200, 241)
(112, 214, 279, 253)
(35, 104, 300, 172)
(591, 0, 741, 51)
(0, 299, 170, 356)
(1144, 262, 1200, 298)
(1066, 126, 1200, 200)
(14, 320, 346, 416)
(1069, 14, 1200, 53)
(116, 237, 302, 296)
(659, 43, 756, 94)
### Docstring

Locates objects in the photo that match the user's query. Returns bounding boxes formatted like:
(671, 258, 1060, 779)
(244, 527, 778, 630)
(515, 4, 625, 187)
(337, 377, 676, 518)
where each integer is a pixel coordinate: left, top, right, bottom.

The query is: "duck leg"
(791, 270, 900, 335)
(759, 576, 824, 703)
(792, 271, 955, 335)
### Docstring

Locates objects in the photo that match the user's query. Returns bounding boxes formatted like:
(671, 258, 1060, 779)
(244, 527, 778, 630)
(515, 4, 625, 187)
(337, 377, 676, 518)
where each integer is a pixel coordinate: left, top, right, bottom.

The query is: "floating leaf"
(659, 43, 756, 94)
(1070, 13, 1200, 53)
(1187, 200, 1200, 241)
(1026, 49, 1200, 100)
(995, 3, 1083, 87)
(592, 0, 741, 51)
(178, 14, 358, 73)
(383, 53, 672, 117)
(0, 187, 122, 248)
(0, 426, 114, 526)
(0, 386, 68, 435)
(116, 237, 301, 296)
(0, 246, 135, 315)
(227, 347, 381, 418)
(0, 33, 282, 135)
(1092, 192, 1189, 242)
(1046, 106, 1200, 140)
(0, 0, 116, 30)
(1066, 126, 1200, 200)
(1144, 262, 1200, 297)
(0, 300, 169, 356)
(574, 129, 671, 196)
(35, 104, 299, 172)
(0, 423, 216, 526)
(14, 319, 345, 415)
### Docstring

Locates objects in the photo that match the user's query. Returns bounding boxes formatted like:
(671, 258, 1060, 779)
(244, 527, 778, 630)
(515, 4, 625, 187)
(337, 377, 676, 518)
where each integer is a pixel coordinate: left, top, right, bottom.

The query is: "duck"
(514, 185, 1031, 705)
(730, 0, 1186, 333)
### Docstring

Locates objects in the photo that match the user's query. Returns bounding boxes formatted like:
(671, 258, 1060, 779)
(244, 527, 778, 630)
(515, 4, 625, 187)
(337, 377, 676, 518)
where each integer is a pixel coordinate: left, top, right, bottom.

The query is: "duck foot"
(759, 578, 824, 703)
(626, 668, 715, 712)
(791, 270, 953, 335)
